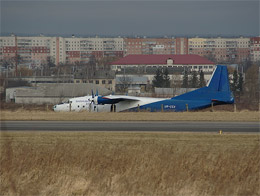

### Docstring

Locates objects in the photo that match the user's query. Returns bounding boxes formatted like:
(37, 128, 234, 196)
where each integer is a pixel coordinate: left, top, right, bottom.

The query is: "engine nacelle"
(94, 96, 121, 105)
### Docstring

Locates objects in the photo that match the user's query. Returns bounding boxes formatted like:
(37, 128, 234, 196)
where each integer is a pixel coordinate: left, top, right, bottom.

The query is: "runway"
(0, 121, 259, 132)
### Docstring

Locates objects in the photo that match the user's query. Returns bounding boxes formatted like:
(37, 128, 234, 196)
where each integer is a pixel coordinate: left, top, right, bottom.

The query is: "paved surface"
(0, 121, 259, 132)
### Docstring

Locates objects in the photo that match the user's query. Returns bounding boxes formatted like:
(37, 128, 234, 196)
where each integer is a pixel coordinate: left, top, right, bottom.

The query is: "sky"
(1, 0, 259, 37)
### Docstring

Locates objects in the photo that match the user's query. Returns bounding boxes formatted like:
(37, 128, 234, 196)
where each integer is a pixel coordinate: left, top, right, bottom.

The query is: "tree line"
(182, 70, 206, 88)
(152, 68, 207, 88)
(152, 67, 246, 93)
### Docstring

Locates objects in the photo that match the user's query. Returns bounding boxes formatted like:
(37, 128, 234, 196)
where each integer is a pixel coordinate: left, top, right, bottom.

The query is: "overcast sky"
(1, 0, 259, 37)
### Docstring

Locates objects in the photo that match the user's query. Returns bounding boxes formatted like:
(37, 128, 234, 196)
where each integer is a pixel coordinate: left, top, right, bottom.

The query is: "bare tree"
(117, 76, 133, 93)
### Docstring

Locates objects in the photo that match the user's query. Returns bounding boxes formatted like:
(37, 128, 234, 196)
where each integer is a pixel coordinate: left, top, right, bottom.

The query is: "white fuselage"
(53, 96, 112, 112)
(53, 95, 167, 112)
(53, 96, 92, 112)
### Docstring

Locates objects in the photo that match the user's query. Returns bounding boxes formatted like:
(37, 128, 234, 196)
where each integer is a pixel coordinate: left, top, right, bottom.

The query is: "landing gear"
(110, 104, 116, 112)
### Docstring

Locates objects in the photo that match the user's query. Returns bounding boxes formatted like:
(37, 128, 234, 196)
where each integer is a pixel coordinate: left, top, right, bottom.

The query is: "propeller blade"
(91, 89, 94, 98)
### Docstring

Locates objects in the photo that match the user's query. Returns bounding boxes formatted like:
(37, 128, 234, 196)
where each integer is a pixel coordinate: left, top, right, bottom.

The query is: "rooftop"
(111, 54, 215, 65)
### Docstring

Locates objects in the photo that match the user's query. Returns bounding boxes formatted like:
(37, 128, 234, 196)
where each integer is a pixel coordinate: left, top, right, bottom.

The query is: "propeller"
(89, 89, 100, 110)
(91, 89, 94, 99)
(89, 89, 95, 112)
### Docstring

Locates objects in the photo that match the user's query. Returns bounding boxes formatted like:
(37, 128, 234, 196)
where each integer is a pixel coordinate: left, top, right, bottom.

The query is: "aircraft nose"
(53, 105, 57, 111)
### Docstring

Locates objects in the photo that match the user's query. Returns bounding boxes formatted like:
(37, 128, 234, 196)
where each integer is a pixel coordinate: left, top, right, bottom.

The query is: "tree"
(97, 56, 120, 70)
(152, 68, 164, 88)
(189, 71, 198, 88)
(231, 69, 238, 93)
(182, 69, 189, 88)
(117, 75, 133, 93)
(17, 66, 33, 77)
(243, 63, 259, 103)
(47, 56, 56, 68)
(153, 67, 172, 88)
(204, 52, 217, 63)
(238, 72, 244, 92)
(163, 68, 170, 88)
(199, 70, 206, 87)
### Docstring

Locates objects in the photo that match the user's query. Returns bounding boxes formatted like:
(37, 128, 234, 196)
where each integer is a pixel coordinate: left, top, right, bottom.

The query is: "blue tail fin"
(207, 65, 231, 92)
(173, 65, 234, 104)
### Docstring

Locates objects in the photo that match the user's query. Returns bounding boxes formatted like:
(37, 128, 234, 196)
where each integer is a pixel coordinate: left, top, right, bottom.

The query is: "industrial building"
(111, 54, 215, 72)
(6, 83, 111, 104)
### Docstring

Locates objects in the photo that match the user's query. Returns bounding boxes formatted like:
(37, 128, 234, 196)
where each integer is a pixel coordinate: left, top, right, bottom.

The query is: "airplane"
(92, 65, 234, 112)
(53, 92, 111, 112)
(53, 95, 93, 112)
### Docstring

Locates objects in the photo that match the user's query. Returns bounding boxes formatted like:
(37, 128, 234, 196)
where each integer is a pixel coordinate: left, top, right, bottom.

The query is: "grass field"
(0, 131, 259, 196)
(0, 110, 259, 121)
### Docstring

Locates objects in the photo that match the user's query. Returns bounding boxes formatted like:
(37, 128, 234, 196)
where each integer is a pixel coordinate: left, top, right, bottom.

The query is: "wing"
(96, 95, 140, 105)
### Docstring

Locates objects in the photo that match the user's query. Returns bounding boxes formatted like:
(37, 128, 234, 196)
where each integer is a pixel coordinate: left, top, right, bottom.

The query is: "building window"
(102, 80, 106, 84)
(108, 80, 112, 84)
(96, 80, 99, 84)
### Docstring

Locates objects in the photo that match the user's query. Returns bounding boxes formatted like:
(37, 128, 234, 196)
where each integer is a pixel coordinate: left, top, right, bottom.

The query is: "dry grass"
(0, 110, 259, 121)
(0, 131, 259, 196)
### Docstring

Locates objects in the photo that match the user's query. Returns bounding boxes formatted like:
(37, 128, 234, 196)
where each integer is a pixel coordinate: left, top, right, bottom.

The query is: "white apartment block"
(0, 35, 124, 68)
(64, 37, 124, 64)
(1, 35, 58, 67)
(189, 37, 250, 63)
(0, 35, 258, 70)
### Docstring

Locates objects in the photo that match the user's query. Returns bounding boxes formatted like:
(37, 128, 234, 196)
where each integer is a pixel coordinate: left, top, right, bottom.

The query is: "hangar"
(6, 83, 111, 104)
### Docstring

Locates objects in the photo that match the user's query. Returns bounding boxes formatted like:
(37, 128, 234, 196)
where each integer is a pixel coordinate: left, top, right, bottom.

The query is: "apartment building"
(188, 38, 207, 56)
(52, 37, 124, 65)
(0, 35, 59, 67)
(124, 38, 175, 55)
(65, 37, 124, 64)
(189, 37, 250, 63)
(0, 35, 124, 67)
(1, 35, 258, 70)
(250, 37, 260, 62)
(175, 38, 189, 55)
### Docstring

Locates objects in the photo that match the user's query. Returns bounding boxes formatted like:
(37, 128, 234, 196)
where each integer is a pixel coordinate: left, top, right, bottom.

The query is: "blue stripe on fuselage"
(126, 99, 213, 112)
